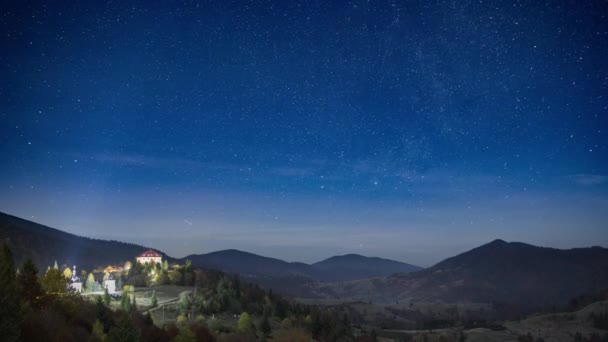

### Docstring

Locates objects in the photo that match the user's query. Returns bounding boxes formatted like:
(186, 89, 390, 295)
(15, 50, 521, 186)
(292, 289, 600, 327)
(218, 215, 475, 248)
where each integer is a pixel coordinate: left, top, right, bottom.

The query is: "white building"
(136, 249, 162, 265)
(68, 265, 82, 293)
(103, 274, 116, 294)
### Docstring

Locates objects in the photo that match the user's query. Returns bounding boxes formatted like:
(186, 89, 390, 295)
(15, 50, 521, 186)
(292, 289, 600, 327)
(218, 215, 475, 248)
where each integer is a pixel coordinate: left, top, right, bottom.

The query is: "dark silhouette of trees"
(17, 258, 42, 306)
(260, 312, 271, 337)
(0, 243, 22, 341)
(41, 268, 66, 293)
(108, 315, 140, 342)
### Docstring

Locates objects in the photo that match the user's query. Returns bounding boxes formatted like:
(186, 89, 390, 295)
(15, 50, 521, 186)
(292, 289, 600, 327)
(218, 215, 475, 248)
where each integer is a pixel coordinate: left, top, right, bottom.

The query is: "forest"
(0, 242, 379, 342)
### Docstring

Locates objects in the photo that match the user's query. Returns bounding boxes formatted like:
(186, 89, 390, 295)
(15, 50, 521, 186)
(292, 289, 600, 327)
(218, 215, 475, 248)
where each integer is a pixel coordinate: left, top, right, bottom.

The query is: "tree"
(124, 260, 132, 270)
(178, 291, 190, 314)
(107, 315, 140, 342)
(370, 329, 378, 342)
(92, 319, 106, 341)
(274, 299, 287, 319)
(162, 260, 169, 271)
(41, 268, 67, 293)
(53, 260, 58, 269)
(151, 290, 158, 307)
(310, 310, 322, 339)
(86, 273, 96, 292)
(63, 266, 73, 279)
(174, 326, 196, 342)
(17, 258, 42, 305)
(0, 243, 22, 342)
(104, 287, 111, 305)
(121, 293, 132, 312)
(260, 313, 271, 337)
(281, 318, 293, 330)
(237, 312, 255, 334)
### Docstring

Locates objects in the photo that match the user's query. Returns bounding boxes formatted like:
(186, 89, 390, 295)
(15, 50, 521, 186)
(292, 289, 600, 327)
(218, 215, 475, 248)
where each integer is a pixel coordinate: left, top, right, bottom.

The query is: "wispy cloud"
(270, 166, 318, 177)
(82, 153, 204, 169)
(570, 174, 608, 186)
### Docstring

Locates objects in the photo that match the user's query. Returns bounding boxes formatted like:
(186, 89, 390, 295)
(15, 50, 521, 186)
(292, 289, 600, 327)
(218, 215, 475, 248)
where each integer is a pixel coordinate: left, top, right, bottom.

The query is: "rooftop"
(137, 249, 162, 258)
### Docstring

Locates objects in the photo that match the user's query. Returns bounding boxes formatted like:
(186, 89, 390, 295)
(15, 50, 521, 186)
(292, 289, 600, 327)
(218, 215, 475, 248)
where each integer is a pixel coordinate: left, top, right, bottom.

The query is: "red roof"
(137, 249, 162, 258)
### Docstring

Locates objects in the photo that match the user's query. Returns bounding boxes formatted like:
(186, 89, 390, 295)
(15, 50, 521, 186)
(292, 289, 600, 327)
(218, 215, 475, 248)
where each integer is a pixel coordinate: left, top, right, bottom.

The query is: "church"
(136, 249, 162, 265)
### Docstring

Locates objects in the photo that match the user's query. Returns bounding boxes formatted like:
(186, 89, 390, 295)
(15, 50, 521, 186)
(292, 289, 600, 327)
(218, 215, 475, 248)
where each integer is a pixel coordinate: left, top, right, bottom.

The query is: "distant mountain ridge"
(180, 250, 422, 283)
(0, 211, 420, 284)
(312, 253, 422, 281)
(4, 211, 608, 310)
(320, 239, 608, 309)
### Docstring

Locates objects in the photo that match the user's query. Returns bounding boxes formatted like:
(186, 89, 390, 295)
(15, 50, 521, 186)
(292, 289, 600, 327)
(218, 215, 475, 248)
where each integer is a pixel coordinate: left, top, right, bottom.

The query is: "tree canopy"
(0, 243, 22, 341)
(237, 312, 255, 334)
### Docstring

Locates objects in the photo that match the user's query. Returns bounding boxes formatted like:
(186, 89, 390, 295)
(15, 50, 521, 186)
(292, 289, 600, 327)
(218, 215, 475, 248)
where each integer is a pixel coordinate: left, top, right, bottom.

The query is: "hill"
(0, 211, 421, 287)
(0, 211, 170, 271)
(181, 250, 421, 281)
(312, 254, 422, 282)
(183, 249, 312, 278)
(320, 239, 608, 310)
(179, 250, 422, 296)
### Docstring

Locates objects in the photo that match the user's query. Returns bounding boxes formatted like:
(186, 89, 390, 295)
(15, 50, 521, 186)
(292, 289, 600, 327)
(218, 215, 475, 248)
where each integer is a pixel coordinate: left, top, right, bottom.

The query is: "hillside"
(312, 254, 422, 282)
(180, 250, 423, 296)
(0, 212, 421, 287)
(182, 250, 422, 283)
(0, 211, 170, 271)
(466, 300, 608, 342)
(320, 239, 608, 310)
(183, 249, 312, 278)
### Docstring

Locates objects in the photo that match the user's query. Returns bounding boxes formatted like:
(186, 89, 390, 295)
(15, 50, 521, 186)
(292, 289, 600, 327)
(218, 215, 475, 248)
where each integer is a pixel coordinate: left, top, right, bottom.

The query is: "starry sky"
(1, 1, 607, 266)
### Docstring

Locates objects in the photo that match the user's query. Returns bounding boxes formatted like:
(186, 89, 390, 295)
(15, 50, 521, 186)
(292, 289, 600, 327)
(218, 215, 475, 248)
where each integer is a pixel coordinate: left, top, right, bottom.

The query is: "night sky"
(1, 1, 607, 266)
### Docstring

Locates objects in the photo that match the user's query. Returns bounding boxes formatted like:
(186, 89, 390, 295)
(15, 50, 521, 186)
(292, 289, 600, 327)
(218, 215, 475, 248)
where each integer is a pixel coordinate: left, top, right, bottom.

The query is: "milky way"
(1, 1, 607, 265)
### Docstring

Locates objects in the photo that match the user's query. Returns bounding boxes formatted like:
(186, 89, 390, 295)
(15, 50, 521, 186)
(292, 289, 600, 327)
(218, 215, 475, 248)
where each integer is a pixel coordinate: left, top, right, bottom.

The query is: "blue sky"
(1, 0, 607, 266)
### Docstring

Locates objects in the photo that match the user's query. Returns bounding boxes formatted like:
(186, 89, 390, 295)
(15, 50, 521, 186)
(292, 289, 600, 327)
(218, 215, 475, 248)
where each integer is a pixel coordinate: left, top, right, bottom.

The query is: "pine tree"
(260, 313, 271, 337)
(53, 260, 58, 269)
(17, 258, 42, 305)
(0, 243, 22, 342)
(86, 273, 96, 292)
(121, 293, 131, 312)
(274, 299, 287, 319)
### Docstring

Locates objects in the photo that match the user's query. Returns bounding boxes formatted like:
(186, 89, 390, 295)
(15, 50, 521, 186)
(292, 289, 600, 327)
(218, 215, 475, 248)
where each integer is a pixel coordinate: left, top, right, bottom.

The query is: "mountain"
(182, 249, 312, 278)
(312, 254, 422, 282)
(178, 250, 422, 297)
(0, 211, 170, 271)
(0, 211, 420, 287)
(182, 250, 421, 281)
(320, 239, 608, 310)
